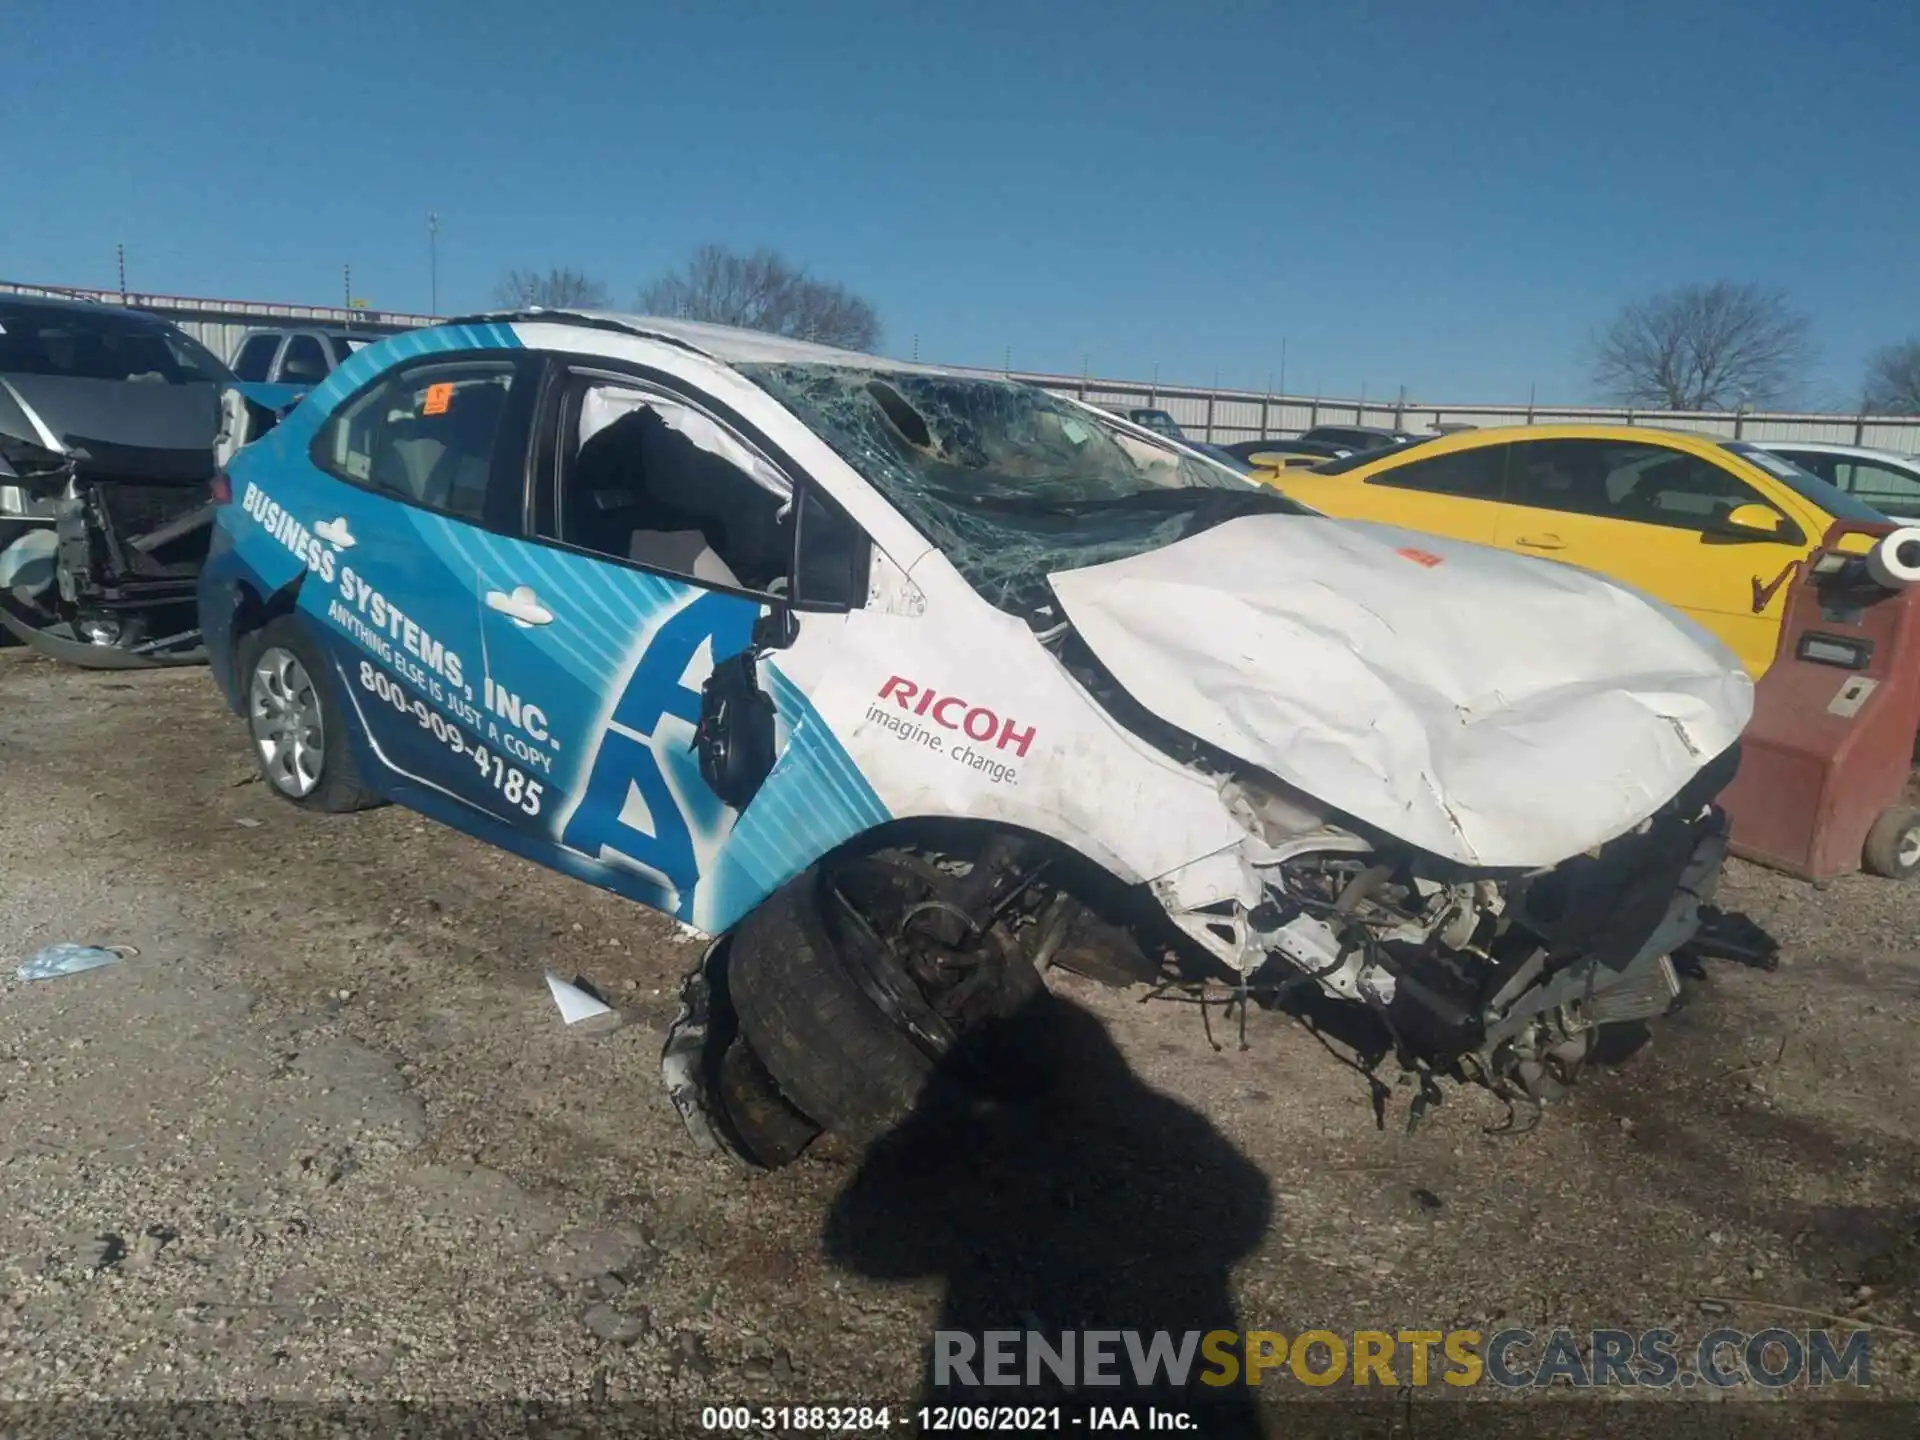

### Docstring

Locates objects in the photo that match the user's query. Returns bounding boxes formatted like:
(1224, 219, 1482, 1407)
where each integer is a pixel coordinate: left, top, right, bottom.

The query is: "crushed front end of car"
(657, 361, 1766, 1167)
(1147, 745, 1735, 1103)
(0, 428, 213, 664)
(0, 300, 244, 667)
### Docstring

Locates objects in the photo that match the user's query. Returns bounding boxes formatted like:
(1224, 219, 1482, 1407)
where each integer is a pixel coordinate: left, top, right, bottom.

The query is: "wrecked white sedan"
(196, 310, 1752, 1170)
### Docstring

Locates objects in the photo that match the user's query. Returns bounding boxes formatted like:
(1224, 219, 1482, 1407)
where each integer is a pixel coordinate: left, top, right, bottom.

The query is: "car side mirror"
(1707, 503, 1789, 540)
(752, 603, 799, 651)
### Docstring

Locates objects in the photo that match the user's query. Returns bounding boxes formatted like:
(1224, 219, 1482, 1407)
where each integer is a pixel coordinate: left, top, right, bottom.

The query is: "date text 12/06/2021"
(701, 1406, 1195, 1431)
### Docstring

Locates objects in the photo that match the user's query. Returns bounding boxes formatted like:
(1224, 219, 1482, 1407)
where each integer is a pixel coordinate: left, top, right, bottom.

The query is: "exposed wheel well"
(804, 816, 1185, 989)
(228, 576, 303, 664)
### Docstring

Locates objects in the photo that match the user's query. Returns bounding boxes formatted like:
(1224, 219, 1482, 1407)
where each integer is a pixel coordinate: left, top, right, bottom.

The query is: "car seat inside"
(568, 389, 791, 592)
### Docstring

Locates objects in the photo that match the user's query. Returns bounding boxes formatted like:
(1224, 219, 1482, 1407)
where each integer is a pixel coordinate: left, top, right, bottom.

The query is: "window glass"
(1509, 440, 1769, 530)
(1838, 460, 1920, 507)
(556, 382, 794, 594)
(279, 335, 330, 385)
(792, 485, 869, 608)
(1720, 443, 1885, 522)
(1366, 444, 1508, 498)
(0, 303, 232, 384)
(331, 335, 370, 363)
(1774, 450, 1838, 485)
(320, 362, 517, 523)
(233, 334, 281, 382)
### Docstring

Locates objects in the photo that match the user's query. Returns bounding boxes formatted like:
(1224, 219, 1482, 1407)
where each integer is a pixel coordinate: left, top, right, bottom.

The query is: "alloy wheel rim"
(249, 646, 325, 797)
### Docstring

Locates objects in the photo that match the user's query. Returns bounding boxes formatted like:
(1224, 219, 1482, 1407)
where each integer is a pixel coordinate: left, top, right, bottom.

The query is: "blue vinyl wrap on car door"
(441, 526, 890, 933)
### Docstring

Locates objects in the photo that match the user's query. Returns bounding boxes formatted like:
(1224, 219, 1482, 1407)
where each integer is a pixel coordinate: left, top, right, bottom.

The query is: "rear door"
(296, 353, 544, 811)
(1493, 437, 1806, 673)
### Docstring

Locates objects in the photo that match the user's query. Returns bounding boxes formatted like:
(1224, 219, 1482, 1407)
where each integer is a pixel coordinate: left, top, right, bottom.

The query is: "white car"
(1751, 440, 1920, 522)
(199, 309, 1754, 1168)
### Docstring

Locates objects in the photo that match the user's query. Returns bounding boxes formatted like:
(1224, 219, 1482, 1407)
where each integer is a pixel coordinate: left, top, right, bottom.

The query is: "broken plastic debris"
(545, 971, 623, 1033)
(17, 943, 136, 982)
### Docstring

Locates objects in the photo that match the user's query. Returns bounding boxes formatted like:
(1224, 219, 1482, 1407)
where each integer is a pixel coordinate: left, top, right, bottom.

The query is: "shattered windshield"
(740, 363, 1301, 616)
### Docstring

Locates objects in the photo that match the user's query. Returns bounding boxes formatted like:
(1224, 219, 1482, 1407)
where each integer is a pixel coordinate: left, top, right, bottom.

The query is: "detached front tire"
(235, 617, 381, 813)
(727, 868, 941, 1150)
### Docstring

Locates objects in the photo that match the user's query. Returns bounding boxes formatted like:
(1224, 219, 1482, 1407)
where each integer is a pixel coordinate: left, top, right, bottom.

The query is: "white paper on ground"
(544, 970, 618, 1027)
(1048, 514, 1754, 870)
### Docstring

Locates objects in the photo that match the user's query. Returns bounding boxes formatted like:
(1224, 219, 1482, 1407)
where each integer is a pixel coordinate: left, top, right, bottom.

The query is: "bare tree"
(637, 245, 880, 351)
(494, 266, 609, 309)
(1864, 341, 1920, 415)
(1590, 281, 1813, 411)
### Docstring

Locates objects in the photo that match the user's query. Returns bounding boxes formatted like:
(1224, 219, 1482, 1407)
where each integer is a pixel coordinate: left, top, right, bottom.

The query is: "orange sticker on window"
(1396, 546, 1444, 568)
(422, 382, 453, 416)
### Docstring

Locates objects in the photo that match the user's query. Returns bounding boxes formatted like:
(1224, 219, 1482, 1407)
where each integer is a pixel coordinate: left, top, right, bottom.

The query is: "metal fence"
(1022, 371, 1920, 454)
(8, 279, 1917, 454)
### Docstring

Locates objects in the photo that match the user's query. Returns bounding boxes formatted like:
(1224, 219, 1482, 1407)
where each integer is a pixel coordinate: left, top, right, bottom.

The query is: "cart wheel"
(1862, 806, 1920, 880)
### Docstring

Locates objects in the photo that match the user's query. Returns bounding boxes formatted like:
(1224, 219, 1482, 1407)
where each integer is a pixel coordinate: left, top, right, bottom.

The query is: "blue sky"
(3, 0, 1914, 405)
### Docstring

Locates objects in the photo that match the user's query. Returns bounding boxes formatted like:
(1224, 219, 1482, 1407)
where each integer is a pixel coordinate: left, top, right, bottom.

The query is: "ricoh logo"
(862, 675, 1038, 789)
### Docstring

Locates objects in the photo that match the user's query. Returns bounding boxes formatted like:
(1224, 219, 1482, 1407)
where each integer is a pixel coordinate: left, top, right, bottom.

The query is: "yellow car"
(1264, 423, 1891, 677)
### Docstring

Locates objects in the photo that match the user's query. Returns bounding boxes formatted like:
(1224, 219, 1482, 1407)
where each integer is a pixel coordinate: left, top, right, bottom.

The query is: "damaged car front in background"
(0, 295, 248, 667)
(664, 360, 1758, 1170)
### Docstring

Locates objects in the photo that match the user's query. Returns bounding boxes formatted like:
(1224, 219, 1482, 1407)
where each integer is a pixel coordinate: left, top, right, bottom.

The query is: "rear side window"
(279, 335, 330, 385)
(316, 361, 521, 526)
(233, 334, 281, 382)
(1365, 444, 1509, 498)
(1834, 459, 1920, 509)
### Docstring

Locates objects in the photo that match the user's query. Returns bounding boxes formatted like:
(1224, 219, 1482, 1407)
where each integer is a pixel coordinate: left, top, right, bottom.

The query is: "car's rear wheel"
(236, 617, 381, 812)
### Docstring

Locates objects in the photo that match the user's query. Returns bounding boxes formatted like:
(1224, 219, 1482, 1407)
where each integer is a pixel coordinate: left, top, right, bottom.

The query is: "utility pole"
(116, 243, 126, 298)
(1278, 337, 1287, 399)
(344, 264, 352, 309)
(911, 333, 919, 362)
(427, 213, 440, 316)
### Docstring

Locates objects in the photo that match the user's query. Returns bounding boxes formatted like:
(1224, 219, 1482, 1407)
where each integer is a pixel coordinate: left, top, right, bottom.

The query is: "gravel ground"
(2, 646, 1918, 1435)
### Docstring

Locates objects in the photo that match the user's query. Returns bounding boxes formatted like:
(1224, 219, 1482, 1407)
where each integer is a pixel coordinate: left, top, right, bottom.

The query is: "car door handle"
(485, 585, 554, 627)
(1514, 533, 1566, 550)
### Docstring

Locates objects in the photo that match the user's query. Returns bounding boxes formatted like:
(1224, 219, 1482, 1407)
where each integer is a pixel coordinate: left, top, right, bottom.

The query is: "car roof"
(1753, 439, 1920, 463)
(239, 324, 388, 339)
(0, 292, 180, 324)
(456, 308, 980, 378)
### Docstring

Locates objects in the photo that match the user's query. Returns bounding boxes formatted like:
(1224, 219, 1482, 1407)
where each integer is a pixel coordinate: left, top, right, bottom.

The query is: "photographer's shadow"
(823, 992, 1273, 1436)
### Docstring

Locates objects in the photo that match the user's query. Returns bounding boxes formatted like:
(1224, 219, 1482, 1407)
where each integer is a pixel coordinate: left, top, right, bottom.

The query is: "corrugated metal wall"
(7, 279, 1915, 452)
(1025, 373, 1920, 452)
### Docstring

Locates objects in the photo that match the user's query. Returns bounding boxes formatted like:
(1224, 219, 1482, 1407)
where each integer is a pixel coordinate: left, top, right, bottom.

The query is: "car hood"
(0, 373, 224, 454)
(1047, 514, 1754, 870)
